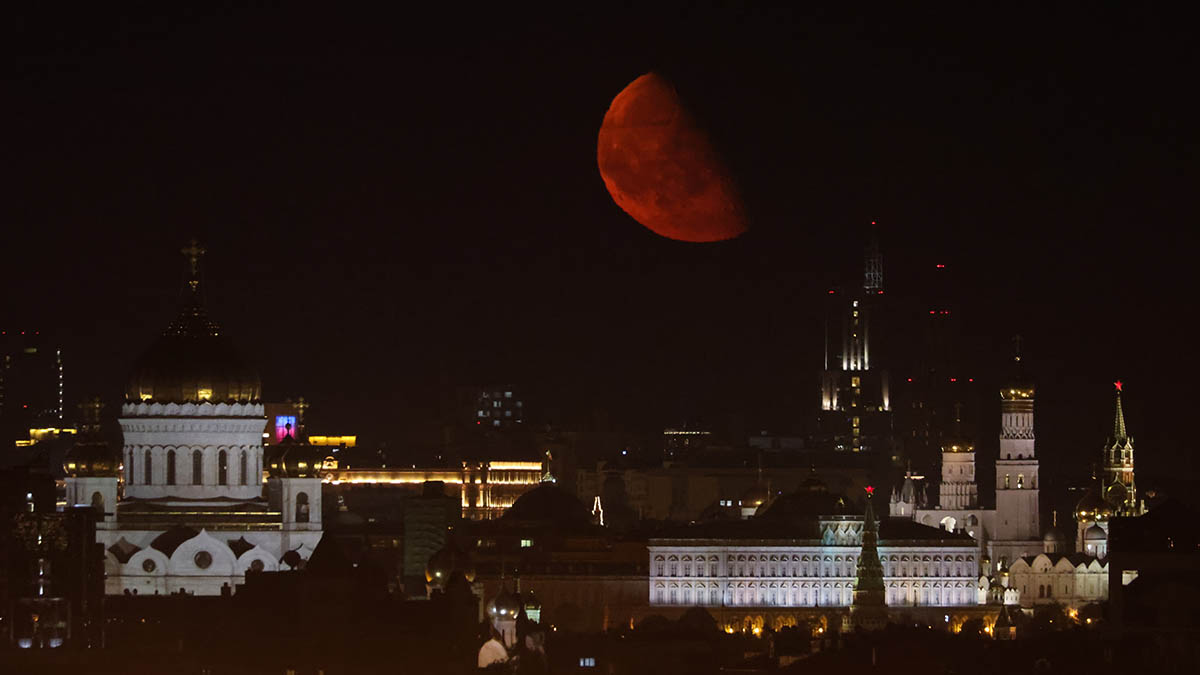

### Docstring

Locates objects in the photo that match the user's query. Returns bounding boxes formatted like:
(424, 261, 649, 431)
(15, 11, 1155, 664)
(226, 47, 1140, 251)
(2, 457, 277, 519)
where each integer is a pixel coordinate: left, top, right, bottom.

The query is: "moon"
(597, 73, 748, 243)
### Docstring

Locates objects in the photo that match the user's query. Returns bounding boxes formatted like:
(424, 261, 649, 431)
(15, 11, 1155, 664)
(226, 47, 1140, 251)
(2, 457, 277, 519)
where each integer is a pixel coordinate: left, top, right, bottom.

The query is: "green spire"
(854, 488, 886, 601)
(1112, 381, 1127, 443)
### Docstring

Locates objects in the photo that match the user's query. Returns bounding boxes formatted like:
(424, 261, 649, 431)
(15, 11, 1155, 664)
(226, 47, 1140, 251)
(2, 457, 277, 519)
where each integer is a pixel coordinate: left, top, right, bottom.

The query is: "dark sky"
(6, 6, 1197, 493)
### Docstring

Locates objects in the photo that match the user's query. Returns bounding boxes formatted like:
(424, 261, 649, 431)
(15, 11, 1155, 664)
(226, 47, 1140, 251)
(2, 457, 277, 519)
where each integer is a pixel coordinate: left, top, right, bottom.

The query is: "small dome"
(266, 435, 324, 478)
(486, 586, 522, 620)
(425, 541, 476, 589)
(1043, 528, 1067, 545)
(1084, 524, 1107, 542)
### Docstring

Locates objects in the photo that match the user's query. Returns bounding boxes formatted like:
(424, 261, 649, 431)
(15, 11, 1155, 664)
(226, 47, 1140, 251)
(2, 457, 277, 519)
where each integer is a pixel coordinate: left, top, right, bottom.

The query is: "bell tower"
(991, 338, 1041, 567)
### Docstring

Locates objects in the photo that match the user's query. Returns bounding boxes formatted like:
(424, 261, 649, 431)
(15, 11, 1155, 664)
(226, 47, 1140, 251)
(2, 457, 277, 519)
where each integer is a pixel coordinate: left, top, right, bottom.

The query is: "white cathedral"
(62, 242, 324, 595)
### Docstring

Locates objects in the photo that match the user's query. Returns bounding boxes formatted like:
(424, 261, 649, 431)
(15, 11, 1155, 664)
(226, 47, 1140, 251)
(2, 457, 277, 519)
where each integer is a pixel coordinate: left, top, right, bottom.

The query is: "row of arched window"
(651, 580, 976, 607)
(127, 447, 257, 487)
(652, 551, 975, 579)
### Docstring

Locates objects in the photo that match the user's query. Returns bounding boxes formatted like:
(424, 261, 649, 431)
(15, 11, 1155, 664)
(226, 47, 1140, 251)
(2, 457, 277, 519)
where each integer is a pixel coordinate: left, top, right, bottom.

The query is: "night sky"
(7, 7, 1197, 497)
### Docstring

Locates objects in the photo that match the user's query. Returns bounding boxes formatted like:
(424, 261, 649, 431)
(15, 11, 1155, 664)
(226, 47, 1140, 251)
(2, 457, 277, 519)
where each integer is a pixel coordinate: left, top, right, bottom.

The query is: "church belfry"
(991, 339, 1041, 566)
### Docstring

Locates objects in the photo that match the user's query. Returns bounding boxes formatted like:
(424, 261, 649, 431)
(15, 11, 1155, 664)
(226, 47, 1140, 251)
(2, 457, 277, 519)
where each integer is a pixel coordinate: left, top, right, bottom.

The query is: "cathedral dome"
(1074, 488, 1113, 523)
(267, 435, 324, 478)
(425, 541, 476, 589)
(125, 242, 260, 405)
(486, 586, 522, 620)
(1042, 528, 1067, 547)
(63, 397, 118, 478)
(501, 483, 592, 527)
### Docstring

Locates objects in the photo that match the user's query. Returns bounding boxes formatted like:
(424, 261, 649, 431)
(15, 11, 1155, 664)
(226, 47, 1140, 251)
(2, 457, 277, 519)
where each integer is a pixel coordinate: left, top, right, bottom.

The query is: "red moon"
(597, 73, 747, 243)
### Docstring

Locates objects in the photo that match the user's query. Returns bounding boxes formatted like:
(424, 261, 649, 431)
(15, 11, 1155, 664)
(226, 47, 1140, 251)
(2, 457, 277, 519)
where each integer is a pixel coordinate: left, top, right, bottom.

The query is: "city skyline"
(6, 6, 1196, 500)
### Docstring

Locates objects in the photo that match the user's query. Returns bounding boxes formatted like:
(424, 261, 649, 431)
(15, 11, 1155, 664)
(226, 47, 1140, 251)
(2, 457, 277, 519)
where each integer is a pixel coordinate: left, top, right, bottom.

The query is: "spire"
(853, 487, 887, 627)
(181, 238, 206, 293)
(863, 222, 883, 292)
(1111, 381, 1127, 443)
(163, 239, 221, 338)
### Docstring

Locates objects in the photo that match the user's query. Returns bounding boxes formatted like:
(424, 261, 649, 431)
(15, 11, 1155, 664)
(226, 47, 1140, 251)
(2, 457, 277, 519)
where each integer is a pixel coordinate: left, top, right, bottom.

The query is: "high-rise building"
(893, 260, 981, 472)
(818, 226, 891, 453)
(1, 330, 66, 445)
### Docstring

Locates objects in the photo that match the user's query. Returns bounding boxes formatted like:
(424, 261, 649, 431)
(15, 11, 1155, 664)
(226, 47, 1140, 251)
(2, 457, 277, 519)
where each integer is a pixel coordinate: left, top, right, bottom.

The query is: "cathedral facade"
(62, 242, 323, 595)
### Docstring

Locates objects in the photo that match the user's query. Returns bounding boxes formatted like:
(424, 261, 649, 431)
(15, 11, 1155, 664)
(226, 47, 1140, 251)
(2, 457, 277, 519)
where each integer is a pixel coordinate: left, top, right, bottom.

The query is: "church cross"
(181, 239, 206, 289)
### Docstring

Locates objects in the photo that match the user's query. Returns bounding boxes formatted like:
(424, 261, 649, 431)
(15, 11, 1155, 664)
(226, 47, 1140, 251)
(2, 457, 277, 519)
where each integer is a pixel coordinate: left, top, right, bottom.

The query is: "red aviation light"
(907, 378, 913, 382)
(936, 264, 945, 268)
(828, 290, 836, 294)
(950, 378, 957, 382)
(877, 290, 884, 295)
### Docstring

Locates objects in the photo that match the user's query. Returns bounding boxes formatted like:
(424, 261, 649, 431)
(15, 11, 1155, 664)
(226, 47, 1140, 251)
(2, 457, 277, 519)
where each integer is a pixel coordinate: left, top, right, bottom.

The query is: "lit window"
(520, 539, 533, 548)
(580, 657, 596, 668)
(505, 410, 512, 417)
(197, 388, 213, 401)
(505, 391, 513, 398)
(478, 410, 485, 417)
(493, 420, 500, 427)
(851, 376, 860, 387)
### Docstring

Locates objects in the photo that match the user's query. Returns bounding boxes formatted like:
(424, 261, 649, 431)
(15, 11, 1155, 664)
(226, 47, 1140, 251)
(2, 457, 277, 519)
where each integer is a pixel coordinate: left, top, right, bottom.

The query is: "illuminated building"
(893, 350, 1045, 570)
(81, 242, 322, 595)
(458, 385, 524, 429)
(1, 330, 66, 445)
(1006, 553, 1109, 609)
(1072, 381, 1146, 554)
(817, 226, 892, 454)
(324, 459, 545, 520)
(646, 477, 982, 628)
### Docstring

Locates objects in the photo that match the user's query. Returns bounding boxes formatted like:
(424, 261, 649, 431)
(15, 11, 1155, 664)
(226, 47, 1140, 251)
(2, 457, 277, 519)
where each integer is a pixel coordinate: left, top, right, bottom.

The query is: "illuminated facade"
(817, 227, 891, 453)
(1072, 382, 1145, 552)
(70, 242, 323, 596)
(648, 514, 981, 612)
(1007, 553, 1109, 609)
(324, 460, 545, 520)
(896, 356, 1044, 569)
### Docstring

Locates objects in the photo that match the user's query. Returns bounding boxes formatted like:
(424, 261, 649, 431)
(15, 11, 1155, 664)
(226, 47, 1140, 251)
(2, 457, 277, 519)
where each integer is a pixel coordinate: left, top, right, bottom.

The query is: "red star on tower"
(865, 485, 874, 495)
(1114, 380, 1123, 392)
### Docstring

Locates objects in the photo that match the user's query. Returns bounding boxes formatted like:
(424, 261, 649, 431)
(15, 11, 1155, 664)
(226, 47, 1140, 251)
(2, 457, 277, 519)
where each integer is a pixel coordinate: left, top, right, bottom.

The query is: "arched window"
(166, 450, 176, 485)
(192, 450, 203, 485)
(218, 450, 228, 485)
(296, 492, 310, 523)
(1017, 474, 1025, 489)
(240, 451, 248, 486)
(144, 449, 152, 485)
